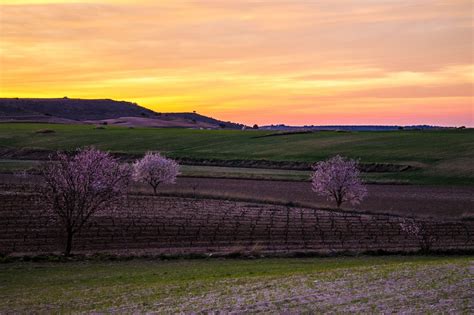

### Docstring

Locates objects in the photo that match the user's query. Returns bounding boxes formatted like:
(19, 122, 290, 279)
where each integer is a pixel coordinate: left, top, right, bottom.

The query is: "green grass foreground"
(1, 123, 473, 185)
(0, 256, 471, 313)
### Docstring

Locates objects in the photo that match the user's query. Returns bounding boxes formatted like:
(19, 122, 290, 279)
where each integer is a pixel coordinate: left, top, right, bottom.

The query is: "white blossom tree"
(311, 155, 367, 208)
(132, 152, 180, 194)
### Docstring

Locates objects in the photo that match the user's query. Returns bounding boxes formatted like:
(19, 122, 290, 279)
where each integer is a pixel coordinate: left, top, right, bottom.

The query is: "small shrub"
(35, 129, 55, 134)
(249, 241, 264, 256)
(460, 211, 474, 221)
(399, 219, 437, 252)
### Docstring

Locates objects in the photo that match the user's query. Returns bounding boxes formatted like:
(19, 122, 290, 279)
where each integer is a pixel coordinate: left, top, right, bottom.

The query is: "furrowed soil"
(1, 174, 472, 218)
(3, 192, 472, 255)
(156, 177, 473, 218)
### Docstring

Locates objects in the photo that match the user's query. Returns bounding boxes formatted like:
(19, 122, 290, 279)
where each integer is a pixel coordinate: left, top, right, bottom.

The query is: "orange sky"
(0, 0, 472, 126)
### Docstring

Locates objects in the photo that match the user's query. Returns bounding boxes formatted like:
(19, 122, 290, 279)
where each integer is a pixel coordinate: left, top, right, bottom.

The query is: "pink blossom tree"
(40, 148, 131, 256)
(132, 152, 180, 194)
(311, 155, 367, 208)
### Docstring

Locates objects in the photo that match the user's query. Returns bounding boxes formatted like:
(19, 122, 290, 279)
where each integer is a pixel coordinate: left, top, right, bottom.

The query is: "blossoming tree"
(40, 148, 131, 256)
(132, 152, 180, 194)
(399, 218, 436, 252)
(311, 155, 367, 208)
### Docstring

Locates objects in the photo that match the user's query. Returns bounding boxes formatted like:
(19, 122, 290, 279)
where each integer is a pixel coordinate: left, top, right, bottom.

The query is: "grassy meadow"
(0, 123, 473, 185)
(0, 256, 471, 313)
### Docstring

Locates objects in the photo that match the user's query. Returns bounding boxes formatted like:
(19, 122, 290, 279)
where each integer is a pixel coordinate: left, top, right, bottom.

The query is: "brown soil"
(1, 174, 471, 218)
(157, 177, 473, 218)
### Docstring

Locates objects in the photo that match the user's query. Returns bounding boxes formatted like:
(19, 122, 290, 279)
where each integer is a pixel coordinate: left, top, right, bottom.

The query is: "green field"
(0, 256, 471, 313)
(1, 123, 473, 185)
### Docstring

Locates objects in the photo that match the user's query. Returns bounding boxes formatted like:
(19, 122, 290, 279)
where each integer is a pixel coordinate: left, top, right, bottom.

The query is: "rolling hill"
(0, 98, 245, 129)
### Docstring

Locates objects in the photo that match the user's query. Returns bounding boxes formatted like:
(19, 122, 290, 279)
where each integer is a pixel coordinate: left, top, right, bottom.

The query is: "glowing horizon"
(0, 1, 472, 126)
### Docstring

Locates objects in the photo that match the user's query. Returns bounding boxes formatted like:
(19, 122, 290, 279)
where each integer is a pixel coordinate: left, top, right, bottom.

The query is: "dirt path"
(159, 177, 473, 218)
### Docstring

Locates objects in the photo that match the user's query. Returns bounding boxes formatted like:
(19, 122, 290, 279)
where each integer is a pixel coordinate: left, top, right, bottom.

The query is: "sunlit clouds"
(0, 0, 472, 126)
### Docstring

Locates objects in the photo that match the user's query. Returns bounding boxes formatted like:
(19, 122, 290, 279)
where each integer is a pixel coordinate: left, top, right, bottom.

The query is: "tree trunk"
(152, 185, 158, 195)
(335, 190, 343, 208)
(336, 197, 342, 208)
(64, 230, 73, 256)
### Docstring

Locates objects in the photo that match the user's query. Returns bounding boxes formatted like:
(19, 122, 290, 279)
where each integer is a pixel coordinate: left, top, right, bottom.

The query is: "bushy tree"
(40, 148, 131, 256)
(311, 155, 367, 208)
(132, 152, 179, 194)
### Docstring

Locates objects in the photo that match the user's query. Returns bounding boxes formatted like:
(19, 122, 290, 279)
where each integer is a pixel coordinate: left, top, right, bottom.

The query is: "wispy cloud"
(0, 0, 472, 125)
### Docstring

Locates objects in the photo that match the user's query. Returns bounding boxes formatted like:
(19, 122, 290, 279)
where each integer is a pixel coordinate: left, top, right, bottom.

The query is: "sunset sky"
(0, 0, 472, 126)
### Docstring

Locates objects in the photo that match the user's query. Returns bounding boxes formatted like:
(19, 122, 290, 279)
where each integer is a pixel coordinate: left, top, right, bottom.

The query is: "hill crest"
(0, 98, 245, 129)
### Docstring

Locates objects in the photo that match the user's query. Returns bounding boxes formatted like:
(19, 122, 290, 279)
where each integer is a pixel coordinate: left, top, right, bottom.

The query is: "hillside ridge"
(0, 97, 245, 129)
